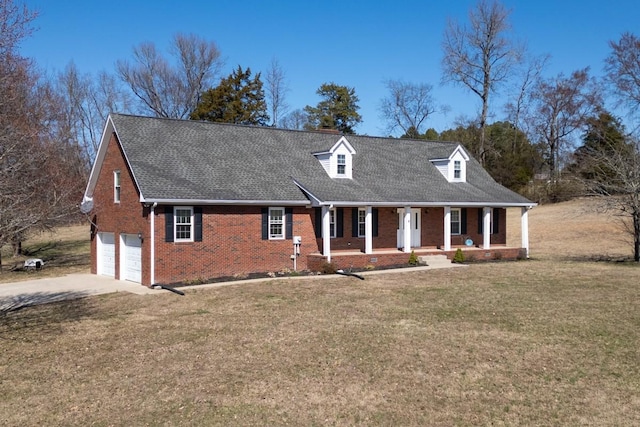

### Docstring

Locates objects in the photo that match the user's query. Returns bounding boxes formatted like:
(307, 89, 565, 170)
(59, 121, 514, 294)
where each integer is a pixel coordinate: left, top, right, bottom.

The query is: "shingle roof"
(106, 113, 533, 206)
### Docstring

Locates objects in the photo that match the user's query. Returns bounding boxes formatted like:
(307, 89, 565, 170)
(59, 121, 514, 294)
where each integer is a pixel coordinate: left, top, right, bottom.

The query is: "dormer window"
(337, 154, 346, 175)
(313, 136, 356, 179)
(454, 160, 461, 179)
(431, 145, 469, 183)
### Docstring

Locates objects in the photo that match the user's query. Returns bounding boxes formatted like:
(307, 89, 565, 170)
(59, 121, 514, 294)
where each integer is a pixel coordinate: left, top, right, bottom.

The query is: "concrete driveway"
(0, 274, 156, 313)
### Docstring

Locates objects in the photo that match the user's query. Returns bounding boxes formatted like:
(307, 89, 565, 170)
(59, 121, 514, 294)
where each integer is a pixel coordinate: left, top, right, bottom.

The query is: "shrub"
(408, 250, 419, 266)
(453, 248, 465, 263)
(320, 261, 338, 274)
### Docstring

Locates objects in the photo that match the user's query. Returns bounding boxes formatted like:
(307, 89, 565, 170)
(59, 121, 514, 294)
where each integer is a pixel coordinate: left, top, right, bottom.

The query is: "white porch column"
(365, 206, 373, 254)
(444, 206, 451, 251)
(322, 205, 332, 262)
(521, 206, 530, 258)
(483, 207, 491, 249)
(403, 206, 412, 253)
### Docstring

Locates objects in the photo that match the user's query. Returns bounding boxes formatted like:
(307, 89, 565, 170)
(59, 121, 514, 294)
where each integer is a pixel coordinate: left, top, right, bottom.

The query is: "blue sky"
(19, 0, 640, 136)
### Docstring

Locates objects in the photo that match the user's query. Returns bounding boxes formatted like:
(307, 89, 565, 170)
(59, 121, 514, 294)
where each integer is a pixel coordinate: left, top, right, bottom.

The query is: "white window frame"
(269, 207, 285, 240)
(174, 207, 194, 242)
(451, 208, 461, 235)
(453, 160, 461, 179)
(329, 208, 336, 238)
(337, 154, 346, 175)
(357, 208, 366, 237)
(114, 170, 121, 203)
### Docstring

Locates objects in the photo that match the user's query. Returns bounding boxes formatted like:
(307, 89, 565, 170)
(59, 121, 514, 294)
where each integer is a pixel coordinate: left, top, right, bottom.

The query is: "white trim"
(174, 206, 194, 242)
(483, 207, 491, 249)
(444, 207, 451, 251)
(268, 207, 285, 240)
(322, 205, 331, 262)
(150, 202, 157, 285)
(521, 207, 530, 258)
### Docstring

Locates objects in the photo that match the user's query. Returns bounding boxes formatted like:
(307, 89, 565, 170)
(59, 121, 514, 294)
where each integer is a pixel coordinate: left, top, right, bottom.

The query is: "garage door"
(122, 234, 142, 283)
(98, 232, 115, 277)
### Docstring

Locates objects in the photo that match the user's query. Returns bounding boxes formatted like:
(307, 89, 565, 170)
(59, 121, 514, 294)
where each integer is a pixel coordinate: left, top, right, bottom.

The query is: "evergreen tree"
(304, 83, 361, 134)
(191, 66, 269, 125)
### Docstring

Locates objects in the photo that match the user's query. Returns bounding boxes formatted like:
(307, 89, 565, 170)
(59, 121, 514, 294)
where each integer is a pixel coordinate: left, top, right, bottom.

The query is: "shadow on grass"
(0, 292, 96, 339)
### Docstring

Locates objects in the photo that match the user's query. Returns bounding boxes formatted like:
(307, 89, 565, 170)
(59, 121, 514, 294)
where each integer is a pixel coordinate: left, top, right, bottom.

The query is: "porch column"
(444, 206, 451, 251)
(322, 205, 331, 262)
(521, 206, 530, 258)
(403, 206, 412, 253)
(483, 207, 491, 249)
(365, 205, 373, 254)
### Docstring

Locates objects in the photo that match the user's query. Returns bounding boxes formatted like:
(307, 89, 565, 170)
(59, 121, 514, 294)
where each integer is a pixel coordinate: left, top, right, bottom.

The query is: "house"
(81, 113, 535, 286)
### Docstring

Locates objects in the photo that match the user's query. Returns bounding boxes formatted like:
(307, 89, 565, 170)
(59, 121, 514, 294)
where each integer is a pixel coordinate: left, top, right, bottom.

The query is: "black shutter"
(373, 208, 379, 237)
(337, 208, 344, 237)
(261, 208, 268, 240)
(493, 208, 500, 234)
(285, 208, 293, 239)
(194, 207, 203, 242)
(314, 208, 322, 238)
(165, 205, 174, 242)
(461, 208, 467, 235)
(352, 208, 358, 237)
(477, 208, 483, 234)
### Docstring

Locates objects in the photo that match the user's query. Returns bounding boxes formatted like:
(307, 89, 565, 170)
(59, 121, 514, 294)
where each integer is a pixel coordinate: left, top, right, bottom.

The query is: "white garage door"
(122, 234, 142, 283)
(98, 233, 115, 277)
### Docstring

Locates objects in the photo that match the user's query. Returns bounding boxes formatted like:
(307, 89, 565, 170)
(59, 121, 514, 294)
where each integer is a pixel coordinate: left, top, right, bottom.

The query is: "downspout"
(150, 202, 157, 285)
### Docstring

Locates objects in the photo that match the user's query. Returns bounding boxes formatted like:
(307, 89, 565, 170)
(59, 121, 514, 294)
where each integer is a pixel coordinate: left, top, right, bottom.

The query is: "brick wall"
(154, 206, 321, 284)
(90, 133, 150, 283)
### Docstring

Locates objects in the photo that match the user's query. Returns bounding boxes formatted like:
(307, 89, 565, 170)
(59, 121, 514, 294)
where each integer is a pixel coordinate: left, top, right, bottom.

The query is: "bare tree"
(529, 68, 602, 194)
(265, 58, 289, 127)
(279, 109, 308, 130)
(0, 1, 85, 264)
(579, 133, 640, 260)
(606, 32, 640, 127)
(441, 0, 522, 164)
(116, 33, 223, 119)
(503, 53, 549, 152)
(379, 79, 442, 137)
(55, 63, 131, 164)
(0, 0, 37, 56)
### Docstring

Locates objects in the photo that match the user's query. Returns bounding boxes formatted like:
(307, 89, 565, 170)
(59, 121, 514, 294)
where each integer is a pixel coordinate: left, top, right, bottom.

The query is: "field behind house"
(1, 198, 639, 426)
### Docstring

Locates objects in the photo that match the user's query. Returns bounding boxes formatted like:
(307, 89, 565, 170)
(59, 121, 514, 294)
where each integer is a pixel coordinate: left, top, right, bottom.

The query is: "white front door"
(397, 209, 421, 248)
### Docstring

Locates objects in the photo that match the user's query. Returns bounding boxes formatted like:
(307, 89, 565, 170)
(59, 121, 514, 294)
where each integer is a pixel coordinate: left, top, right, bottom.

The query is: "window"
(451, 208, 461, 235)
(269, 207, 285, 239)
(174, 207, 193, 241)
(329, 208, 336, 238)
(453, 160, 461, 179)
(114, 171, 121, 203)
(337, 154, 346, 175)
(358, 208, 366, 237)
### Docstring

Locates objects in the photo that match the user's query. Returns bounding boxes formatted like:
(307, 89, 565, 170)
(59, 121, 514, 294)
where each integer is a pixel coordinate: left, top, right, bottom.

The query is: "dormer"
(313, 136, 356, 179)
(431, 145, 470, 182)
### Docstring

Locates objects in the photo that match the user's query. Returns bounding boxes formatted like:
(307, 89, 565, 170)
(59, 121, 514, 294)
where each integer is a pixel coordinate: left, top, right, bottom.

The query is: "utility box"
(293, 236, 302, 244)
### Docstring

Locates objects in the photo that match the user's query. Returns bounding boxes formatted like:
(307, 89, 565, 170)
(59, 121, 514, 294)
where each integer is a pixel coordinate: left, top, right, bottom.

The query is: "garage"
(97, 232, 115, 277)
(121, 234, 142, 283)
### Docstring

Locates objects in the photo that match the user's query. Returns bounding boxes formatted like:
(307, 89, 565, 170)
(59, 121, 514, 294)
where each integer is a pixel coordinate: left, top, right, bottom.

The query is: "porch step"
(418, 255, 452, 268)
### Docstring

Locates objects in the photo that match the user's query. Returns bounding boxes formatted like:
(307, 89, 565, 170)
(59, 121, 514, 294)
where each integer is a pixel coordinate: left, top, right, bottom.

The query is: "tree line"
(3, 0, 640, 261)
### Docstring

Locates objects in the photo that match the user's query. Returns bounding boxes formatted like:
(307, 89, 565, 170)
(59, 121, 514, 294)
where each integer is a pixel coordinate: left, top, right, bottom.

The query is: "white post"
(521, 206, 530, 258)
(150, 203, 156, 285)
(322, 205, 332, 262)
(444, 206, 451, 251)
(365, 206, 373, 254)
(403, 207, 412, 253)
(483, 207, 491, 249)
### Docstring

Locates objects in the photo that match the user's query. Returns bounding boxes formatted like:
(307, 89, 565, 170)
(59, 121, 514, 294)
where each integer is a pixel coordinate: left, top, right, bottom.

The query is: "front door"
(397, 209, 421, 248)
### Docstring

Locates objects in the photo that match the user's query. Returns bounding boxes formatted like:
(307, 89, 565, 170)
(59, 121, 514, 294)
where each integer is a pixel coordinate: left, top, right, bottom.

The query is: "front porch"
(307, 244, 527, 272)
